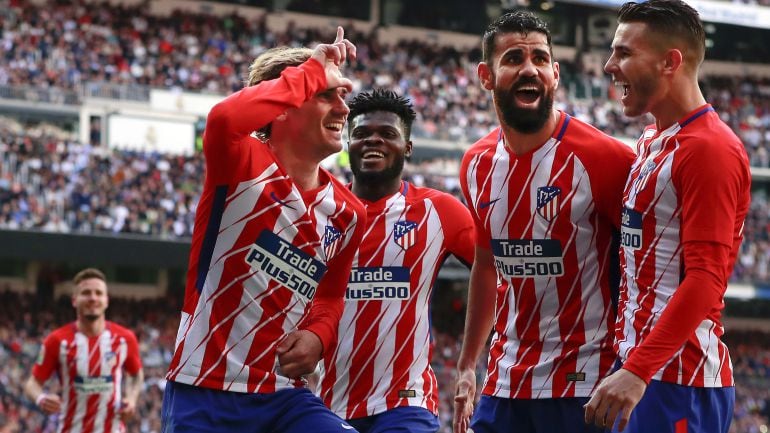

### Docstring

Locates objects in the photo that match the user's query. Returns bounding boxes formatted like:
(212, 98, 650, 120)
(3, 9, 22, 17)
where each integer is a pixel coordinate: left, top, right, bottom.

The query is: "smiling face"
(72, 277, 109, 322)
(277, 86, 351, 162)
(479, 31, 559, 134)
(604, 22, 668, 118)
(348, 111, 412, 186)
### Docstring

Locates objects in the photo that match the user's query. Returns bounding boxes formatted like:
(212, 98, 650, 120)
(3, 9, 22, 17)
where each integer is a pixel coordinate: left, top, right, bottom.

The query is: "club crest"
(323, 225, 342, 259)
(393, 220, 418, 250)
(536, 186, 561, 221)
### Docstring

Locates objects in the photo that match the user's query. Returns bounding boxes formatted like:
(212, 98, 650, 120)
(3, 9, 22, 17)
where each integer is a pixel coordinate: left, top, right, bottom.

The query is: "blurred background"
(1, 0, 769, 431)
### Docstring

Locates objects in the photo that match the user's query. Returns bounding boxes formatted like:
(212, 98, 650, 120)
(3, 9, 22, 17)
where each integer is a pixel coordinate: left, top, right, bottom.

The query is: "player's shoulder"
(47, 323, 76, 341)
(322, 169, 366, 215)
(107, 321, 139, 339)
(563, 114, 631, 150)
(466, 128, 501, 157)
(407, 184, 463, 206)
(678, 108, 745, 158)
(561, 114, 636, 165)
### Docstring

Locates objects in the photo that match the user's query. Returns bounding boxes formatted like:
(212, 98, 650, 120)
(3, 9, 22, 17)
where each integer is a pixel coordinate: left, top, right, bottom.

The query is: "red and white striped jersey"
(460, 112, 635, 399)
(166, 59, 366, 393)
(318, 182, 474, 419)
(32, 322, 142, 433)
(616, 105, 750, 387)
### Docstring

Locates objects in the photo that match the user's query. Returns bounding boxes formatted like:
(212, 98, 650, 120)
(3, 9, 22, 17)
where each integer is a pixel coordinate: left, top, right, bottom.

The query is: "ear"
(553, 61, 560, 90)
(405, 140, 413, 159)
(477, 62, 494, 91)
(663, 48, 684, 75)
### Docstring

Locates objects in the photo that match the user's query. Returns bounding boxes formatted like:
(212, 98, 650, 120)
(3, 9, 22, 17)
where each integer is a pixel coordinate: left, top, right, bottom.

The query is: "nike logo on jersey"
(341, 424, 355, 430)
(479, 198, 500, 209)
(270, 191, 297, 210)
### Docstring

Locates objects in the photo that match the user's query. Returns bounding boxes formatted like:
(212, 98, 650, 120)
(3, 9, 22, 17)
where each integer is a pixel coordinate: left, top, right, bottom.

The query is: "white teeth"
(363, 151, 385, 159)
(325, 123, 343, 131)
(613, 81, 630, 96)
(517, 86, 539, 91)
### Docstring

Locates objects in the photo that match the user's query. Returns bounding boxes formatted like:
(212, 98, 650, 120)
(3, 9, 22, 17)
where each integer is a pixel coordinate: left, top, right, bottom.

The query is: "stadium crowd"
(0, 289, 768, 433)
(1, 1, 770, 431)
(3, 117, 770, 283)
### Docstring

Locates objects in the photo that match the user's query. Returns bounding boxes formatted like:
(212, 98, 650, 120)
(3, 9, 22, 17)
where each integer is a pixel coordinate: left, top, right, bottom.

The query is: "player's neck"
(500, 110, 561, 156)
(271, 143, 321, 191)
(653, 78, 707, 131)
(77, 316, 106, 337)
(352, 177, 402, 202)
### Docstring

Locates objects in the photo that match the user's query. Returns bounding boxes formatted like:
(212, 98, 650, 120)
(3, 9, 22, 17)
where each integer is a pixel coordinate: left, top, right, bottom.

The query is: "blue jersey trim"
(195, 185, 228, 293)
(555, 114, 571, 142)
(679, 106, 714, 128)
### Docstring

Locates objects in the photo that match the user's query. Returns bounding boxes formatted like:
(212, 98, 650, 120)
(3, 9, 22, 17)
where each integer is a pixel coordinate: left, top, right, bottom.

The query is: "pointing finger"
(335, 26, 344, 44)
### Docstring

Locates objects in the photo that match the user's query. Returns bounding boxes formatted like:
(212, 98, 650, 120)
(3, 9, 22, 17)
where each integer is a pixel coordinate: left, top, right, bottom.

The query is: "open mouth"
(614, 81, 630, 98)
(362, 150, 385, 160)
(514, 86, 542, 104)
(324, 122, 344, 132)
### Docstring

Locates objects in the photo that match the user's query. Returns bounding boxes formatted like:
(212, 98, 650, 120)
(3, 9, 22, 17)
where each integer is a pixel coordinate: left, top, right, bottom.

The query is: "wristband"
(36, 393, 48, 406)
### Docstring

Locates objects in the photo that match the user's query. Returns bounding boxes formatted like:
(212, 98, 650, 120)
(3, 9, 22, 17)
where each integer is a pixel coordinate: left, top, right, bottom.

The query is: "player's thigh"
(618, 380, 734, 433)
(530, 397, 606, 433)
(471, 396, 605, 433)
(470, 396, 530, 433)
(365, 407, 440, 433)
(272, 388, 359, 433)
(160, 381, 268, 433)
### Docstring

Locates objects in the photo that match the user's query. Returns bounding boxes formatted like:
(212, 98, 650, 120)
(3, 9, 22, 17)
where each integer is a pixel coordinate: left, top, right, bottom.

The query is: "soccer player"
(317, 89, 474, 433)
(161, 28, 367, 433)
(453, 11, 635, 433)
(584, 1, 751, 432)
(24, 268, 144, 433)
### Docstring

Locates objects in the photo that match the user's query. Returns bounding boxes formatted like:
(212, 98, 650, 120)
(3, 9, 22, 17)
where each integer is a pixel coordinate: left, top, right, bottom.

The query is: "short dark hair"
(482, 11, 552, 64)
(348, 89, 417, 140)
(74, 268, 106, 285)
(617, 0, 706, 66)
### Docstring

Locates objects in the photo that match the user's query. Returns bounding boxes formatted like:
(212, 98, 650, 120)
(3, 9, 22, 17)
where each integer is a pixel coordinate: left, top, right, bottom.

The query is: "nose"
(334, 94, 350, 116)
(519, 58, 538, 77)
(604, 54, 616, 74)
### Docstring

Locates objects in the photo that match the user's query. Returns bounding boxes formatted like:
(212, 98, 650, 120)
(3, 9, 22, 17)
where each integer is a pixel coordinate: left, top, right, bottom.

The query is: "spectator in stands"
(23, 268, 144, 433)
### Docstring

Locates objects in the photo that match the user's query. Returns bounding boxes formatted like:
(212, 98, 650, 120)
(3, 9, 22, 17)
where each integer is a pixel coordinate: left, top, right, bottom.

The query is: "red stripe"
(675, 418, 688, 433)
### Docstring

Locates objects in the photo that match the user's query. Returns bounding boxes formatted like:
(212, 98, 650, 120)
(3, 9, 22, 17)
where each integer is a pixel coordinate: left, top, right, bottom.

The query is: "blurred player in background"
(161, 27, 367, 433)
(317, 89, 475, 432)
(584, 1, 751, 431)
(453, 11, 635, 433)
(25, 267, 144, 433)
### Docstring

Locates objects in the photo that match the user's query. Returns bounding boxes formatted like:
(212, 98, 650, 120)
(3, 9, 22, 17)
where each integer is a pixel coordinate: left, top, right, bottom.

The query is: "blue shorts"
(471, 395, 606, 433)
(614, 380, 734, 433)
(161, 381, 359, 433)
(347, 406, 439, 433)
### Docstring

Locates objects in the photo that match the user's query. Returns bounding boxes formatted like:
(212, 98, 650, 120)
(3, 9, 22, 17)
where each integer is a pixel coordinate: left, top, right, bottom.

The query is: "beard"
(350, 154, 406, 186)
(495, 77, 554, 134)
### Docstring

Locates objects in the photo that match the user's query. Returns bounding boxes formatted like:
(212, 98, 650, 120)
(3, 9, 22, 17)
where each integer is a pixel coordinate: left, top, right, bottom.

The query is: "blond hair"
(246, 47, 313, 87)
(73, 268, 106, 285)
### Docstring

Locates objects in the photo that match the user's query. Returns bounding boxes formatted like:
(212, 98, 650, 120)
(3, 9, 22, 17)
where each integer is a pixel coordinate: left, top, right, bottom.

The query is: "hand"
(36, 393, 62, 414)
(453, 368, 477, 433)
(276, 330, 323, 378)
(311, 26, 355, 92)
(118, 398, 137, 422)
(584, 369, 647, 432)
